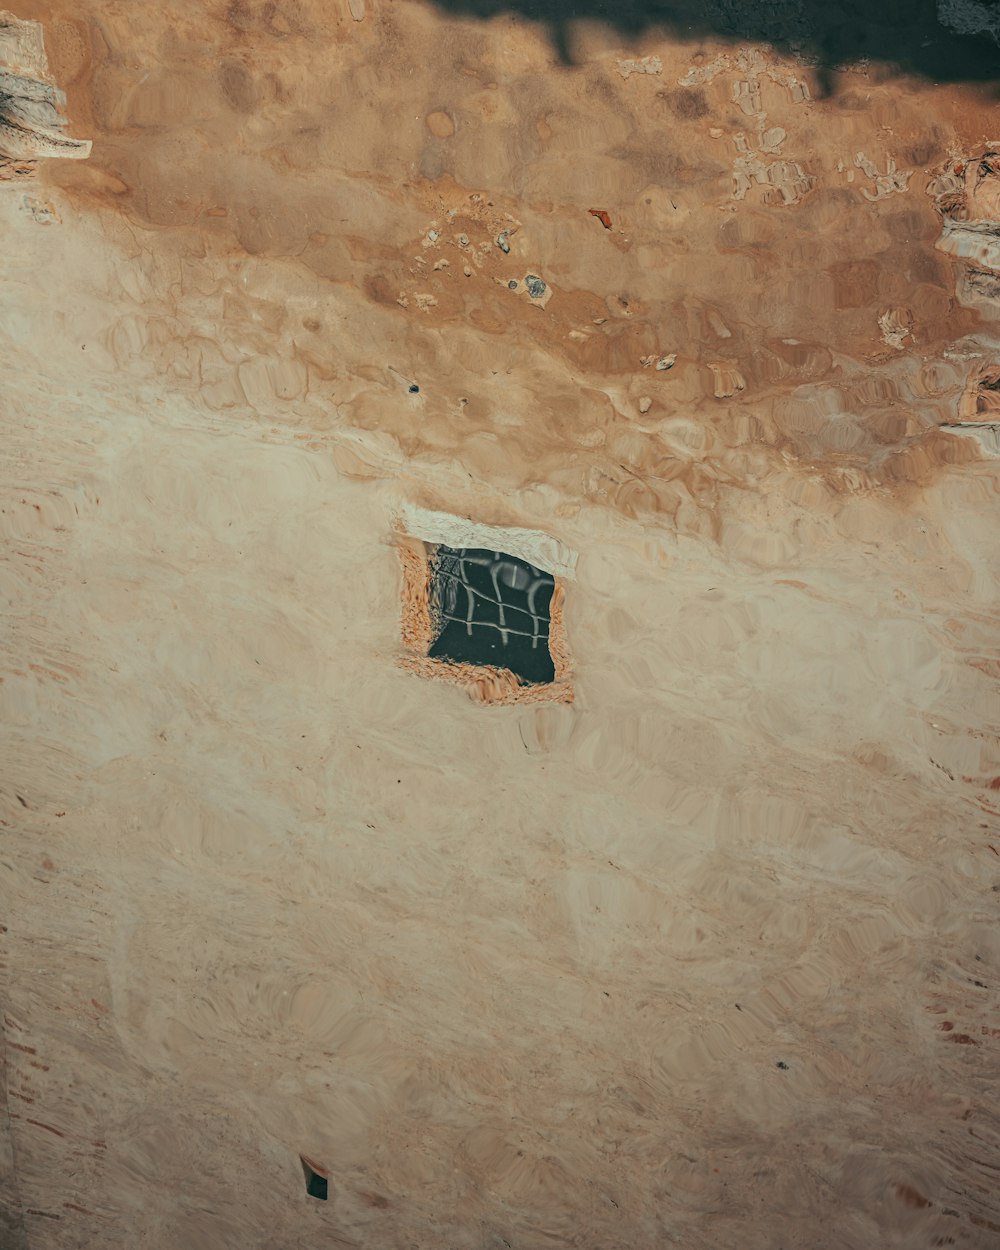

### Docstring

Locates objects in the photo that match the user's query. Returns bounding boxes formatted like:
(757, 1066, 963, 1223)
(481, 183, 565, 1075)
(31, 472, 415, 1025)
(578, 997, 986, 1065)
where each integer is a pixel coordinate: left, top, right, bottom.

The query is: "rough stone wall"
(2, 3, 1000, 1248)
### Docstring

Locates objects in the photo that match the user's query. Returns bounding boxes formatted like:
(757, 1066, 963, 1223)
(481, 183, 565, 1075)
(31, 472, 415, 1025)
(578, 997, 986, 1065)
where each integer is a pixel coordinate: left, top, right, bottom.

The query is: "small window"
(428, 546, 555, 684)
(395, 508, 574, 705)
(300, 1156, 328, 1201)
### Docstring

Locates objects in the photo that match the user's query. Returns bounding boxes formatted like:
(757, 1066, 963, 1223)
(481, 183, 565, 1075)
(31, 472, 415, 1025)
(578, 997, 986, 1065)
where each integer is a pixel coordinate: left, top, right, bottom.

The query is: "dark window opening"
(427, 545, 555, 684)
(300, 1157, 328, 1201)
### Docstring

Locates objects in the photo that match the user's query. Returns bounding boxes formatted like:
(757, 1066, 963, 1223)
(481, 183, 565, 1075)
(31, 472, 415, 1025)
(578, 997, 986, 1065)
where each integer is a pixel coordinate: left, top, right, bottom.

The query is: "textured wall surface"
(3, 3, 1000, 1247)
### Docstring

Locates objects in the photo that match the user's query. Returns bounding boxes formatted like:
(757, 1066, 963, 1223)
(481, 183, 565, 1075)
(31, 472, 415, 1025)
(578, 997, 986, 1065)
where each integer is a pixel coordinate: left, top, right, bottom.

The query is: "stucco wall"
(3, 3, 1000, 1246)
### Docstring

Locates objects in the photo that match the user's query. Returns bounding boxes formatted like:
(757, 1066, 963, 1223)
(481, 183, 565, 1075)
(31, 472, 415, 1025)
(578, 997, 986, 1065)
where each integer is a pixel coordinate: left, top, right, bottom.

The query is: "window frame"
(394, 507, 575, 706)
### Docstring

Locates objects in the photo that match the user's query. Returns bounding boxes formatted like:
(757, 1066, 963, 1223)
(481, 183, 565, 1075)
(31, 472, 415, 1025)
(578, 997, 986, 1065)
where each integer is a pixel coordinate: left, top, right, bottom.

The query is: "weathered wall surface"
(2, 3, 1000, 1247)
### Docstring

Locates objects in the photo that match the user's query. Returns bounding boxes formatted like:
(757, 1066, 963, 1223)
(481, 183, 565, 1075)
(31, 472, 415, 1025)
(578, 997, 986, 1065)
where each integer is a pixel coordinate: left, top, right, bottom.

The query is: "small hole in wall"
(428, 545, 555, 684)
(961, 364, 1000, 420)
(300, 1156, 328, 1201)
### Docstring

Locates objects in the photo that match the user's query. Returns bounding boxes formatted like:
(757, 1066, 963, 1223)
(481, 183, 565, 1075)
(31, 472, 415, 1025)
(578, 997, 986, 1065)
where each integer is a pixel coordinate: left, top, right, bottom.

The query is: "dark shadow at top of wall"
(426, 0, 1000, 91)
